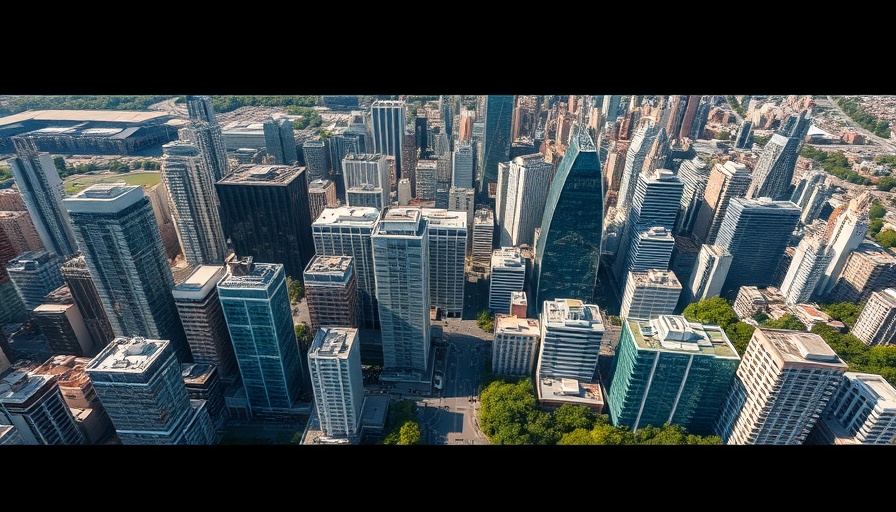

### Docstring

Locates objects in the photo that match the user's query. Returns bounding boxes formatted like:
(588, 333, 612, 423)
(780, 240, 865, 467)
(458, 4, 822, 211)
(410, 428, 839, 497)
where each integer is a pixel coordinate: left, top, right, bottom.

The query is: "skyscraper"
(86, 336, 216, 445)
(496, 154, 554, 247)
(685, 244, 733, 303)
(479, 95, 514, 197)
(678, 95, 702, 141)
(216, 164, 315, 280)
(619, 270, 682, 321)
(263, 116, 298, 165)
(617, 119, 659, 210)
(814, 193, 871, 298)
(674, 157, 710, 235)
(302, 139, 331, 182)
(448, 187, 475, 232)
(489, 247, 526, 314)
(61, 255, 115, 350)
(303, 255, 360, 334)
(160, 140, 227, 266)
(536, 298, 604, 383)
(534, 128, 603, 309)
(7, 146, 77, 258)
(343, 153, 389, 211)
(691, 161, 753, 245)
(746, 111, 810, 201)
(0, 368, 86, 445)
(0, 210, 44, 255)
(852, 289, 896, 346)
(714, 197, 801, 298)
(492, 314, 540, 377)
(65, 184, 190, 363)
(452, 141, 474, 189)
(307, 327, 364, 441)
(607, 315, 740, 436)
(420, 208, 466, 318)
(415, 159, 438, 201)
(184, 96, 230, 182)
(472, 208, 495, 269)
(780, 233, 831, 305)
(371, 100, 406, 178)
(812, 372, 896, 445)
(307, 178, 337, 223)
(33, 285, 99, 357)
(829, 242, 896, 304)
(715, 328, 847, 445)
(172, 265, 238, 382)
(6, 250, 64, 311)
(218, 257, 304, 414)
(372, 208, 431, 381)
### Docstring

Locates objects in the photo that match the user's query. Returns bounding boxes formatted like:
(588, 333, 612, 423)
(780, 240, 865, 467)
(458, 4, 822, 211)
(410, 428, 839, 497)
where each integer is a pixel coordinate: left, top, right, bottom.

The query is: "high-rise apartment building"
(6, 250, 64, 311)
(343, 153, 389, 211)
(303, 255, 359, 334)
(181, 362, 227, 432)
(420, 208, 466, 318)
(829, 242, 896, 304)
(607, 315, 740, 436)
(814, 193, 871, 298)
(780, 234, 831, 305)
(489, 247, 526, 314)
(685, 244, 733, 303)
(371, 100, 406, 178)
(397, 178, 411, 206)
(33, 285, 100, 357)
(371, 208, 431, 381)
(60, 255, 115, 350)
(746, 112, 810, 201)
(691, 161, 753, 245)
(496, 153, 554, 247)
(0, 368, 86, 445)
(302, 139, 331, 182)
(536, 298, 604, 383)
(619, 270, 682, 320)
(472, 207, 495, 269)
(263, 116, 298, 165)
(492, 314, 540, 377)
(617, 120, 659, 210)
(307, 179, 338, 223)
(414, 159, 438, 202)
(307, 327, 365, 440)
(216, 164, 315, 279)
(160, 140, 227, 266)
(0, 210, 44, 255)
(715, 328, 847, 445)
(448, 186, 475, 232)
(184, 95, 230, 182)
(172, 265, 238, 381)
(852, 288, 896, 346)
(64, 184, 190, 363)
(812, 372, 896, 445)
(674, 157, 710, 235)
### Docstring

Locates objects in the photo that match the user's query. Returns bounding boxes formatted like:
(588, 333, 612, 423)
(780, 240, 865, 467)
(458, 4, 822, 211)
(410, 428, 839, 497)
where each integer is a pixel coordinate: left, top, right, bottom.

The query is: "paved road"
(823, 95, 896, 153)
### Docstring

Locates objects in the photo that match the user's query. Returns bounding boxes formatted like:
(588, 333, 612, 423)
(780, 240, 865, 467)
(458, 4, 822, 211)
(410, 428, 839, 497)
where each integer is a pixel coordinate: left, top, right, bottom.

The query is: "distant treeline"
(0, 96, 172, 116)
(209, 96, 319, 113)
(837, 96, 891, 138)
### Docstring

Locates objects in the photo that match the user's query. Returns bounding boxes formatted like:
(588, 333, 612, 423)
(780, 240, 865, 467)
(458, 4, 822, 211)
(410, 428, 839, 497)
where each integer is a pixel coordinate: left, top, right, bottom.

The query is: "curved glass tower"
(534, 127, 603, 310)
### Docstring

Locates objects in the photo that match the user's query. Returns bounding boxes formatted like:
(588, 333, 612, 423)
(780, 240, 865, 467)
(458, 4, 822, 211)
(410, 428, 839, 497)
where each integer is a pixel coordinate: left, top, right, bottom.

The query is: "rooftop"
(491, 247, 525, 269)
(0, 109, 170, 127)
(420, 208, 467, 229)
(64, 183, 144, 214)
(313, 206, 380, 227)
(309, 327, 358, 359)
(495, 314, 539, 336)
(536, 377, 603, 409)
(542, 299, 603, 331)
(0, 371, 52, 404)
(758, 328, 848, 367)
(626, 316, 739, 359)
(181, 363, 218, 386)
(343, 153, 384, 163)
(172, 265, 226, 300)
(32, 355, 92, 388)
(308, 179, 334, 192)
(219, 164, 304, 185)
(305, 255, 353, 275)
(511, 290, 527, 305)
(218, 259, 281, 289)
(629, 269, 682, 288)
(86, 337, 167, 373)
(846, 373, 896, 410)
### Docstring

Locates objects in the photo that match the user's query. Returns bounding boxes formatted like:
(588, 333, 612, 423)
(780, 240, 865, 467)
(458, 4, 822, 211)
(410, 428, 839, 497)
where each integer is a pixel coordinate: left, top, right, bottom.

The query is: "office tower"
(607, 315, 740, 435)
(218, 257, 304, 413)
(621, 226, 676, 276)
(691, 161, 752, 245)
(0, 189, 26, 211)
(6, 250, 64, 310)
(496, 154, 554, 248)
(512, 95, 540, 141)
(263, 116, 297, 165)
(686, 244, 733, 302)
(830, 242, 896, 304)
(715, 328, 847, 445)
(536, 298, 604, 383)
(617, 120, 659, 210)
(495, 161, 510, 232)
(60, 255, 115, 350)
(479, 95, 514, 197)
(791, 171, 826, 210)
(420, 209, 466, 318)
(799, 180, 831, 226)
(675, 157, 710, 235)
(746, 111, 810, 201)
(0, 425, 23, 445)
(184, 95, 230, 182)
(814, 193, 871, 298)
(372, 208, 431, 379)
(619, 270, 682, 320)
(0, 368, 86, 445)
(7, 147, 77, 258)
(780, 234, 832, 305)
(641, 127, 670, 178)
(510, 291, 528, 318)
(307, 179, 337, 223)
(33, 285, 98, 357)
(86, 336, 215, 444)
(678, 95, 702, 140)
(472, 208, 495, 269)
(64, 184, 190, 363)
(689, 97, 712, 140)
(312, 207, 380, 330)
(308, 327, 364, 440)
(601, 95, 622, 123)
(181, 362, 227, 432)
(448, 186, 475, 231)
(534, 129, 602, 309)
(172, 265, 238, 381)
(852, 289, 896, 346)
(813, 372, 896, 445)
(0, 210, 43, 255)
(452, 141, 474, 188)
(489, 247, 526, 314)
(371, 100, 406, 178)
(733, 120, 753, 149)
(216, 164, 315, 279)
(330, 129, 368, 174)
(303, 255, 359, 334)
(160, 140, 227, 266)
(664, 96, 688, 141)
(342, 153, 388, 211)
(492, 314, 540, 377)
(714, 197, 801, 297)
(414, 159, 438, 201)
(401, 130, 417, 196)
(302, 139, 331, 182)
(31, 355, 115, 444)
(397, 178, 411, 205)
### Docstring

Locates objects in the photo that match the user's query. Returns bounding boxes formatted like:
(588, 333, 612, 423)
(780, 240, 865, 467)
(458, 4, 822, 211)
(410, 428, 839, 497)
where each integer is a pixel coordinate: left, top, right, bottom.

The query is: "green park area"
(64, 172, 161, 195)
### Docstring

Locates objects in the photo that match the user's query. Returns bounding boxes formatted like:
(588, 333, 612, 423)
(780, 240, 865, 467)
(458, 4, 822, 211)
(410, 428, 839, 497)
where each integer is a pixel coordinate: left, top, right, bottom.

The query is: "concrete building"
(0, 425, 23, 445)
(448, 186, 476, 232)
(746, 113, 809, 201)
(830, 243, 896, 304)
(537, 298, 604, 383)
(0, 210, 44, 255)
(814, 193, 871, 298)
(0, 367, 86, 445)
(492, 314, 540, 377)
(685, 244, 732, 303)
(371, 208, 431, 382)
(6, 250, 64, 311)
(510, 290, 528, 318)
(217, 257, 304, 415)
(472, 208, 495, 270)
(33, 285, 99, 357)
(452, 141, 474, 189)
(489, 247, 527, 314)
(675, 157, 710, 236)
(620, 269, 682, 320)
(370, 100, 406, 178)
(86, 336, 216, 444)
(691, 161, 752, 245)
(607, 315, 740, 436)
(60, 255, 115, 351)
(307, 179, 338, 224)
(496, 153, 554, 247)
(302, 138, 331, 182)
(415, 159, 438, 201)
(172, 265, 238, 381)
(617, 120, 660, 210)
(181, 362, 227, 433)
(715, 328, 847, 445)
(0, 189, 27, 211)
(303, 255, 359, 334)
(216, 164, 315, 280)
(780, 234, 831, 305)
(812, 372, 896, 445)
(420, 208, 466, 318)
(184, 96, 230, 182)
(397, 178, 411, 206)
(852, 288, 896, 346)
(343, 153, 389, 211)
(64, 184, 190, 363)
(308, 327, 364, 441)
(263, 116, 297, 165)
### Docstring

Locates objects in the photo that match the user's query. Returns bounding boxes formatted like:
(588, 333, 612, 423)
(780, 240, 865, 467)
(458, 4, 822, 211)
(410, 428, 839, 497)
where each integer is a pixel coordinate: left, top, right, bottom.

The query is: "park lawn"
(65, 172, 161, 195)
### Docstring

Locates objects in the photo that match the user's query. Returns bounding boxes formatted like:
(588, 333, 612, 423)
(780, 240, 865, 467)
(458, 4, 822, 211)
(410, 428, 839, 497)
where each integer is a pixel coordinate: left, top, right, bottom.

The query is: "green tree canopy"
(820, 302, 863, 328)
(761, 313, 807, 331)
(398, 421, 422, 445)
(681, 297, 738, 329)
(286, 276, 304, 302)
(295, 322, 313, 352)
(877, 176, 896, 192)
(877, 229, 896, 249)
(476, 310, 494, 333)
(869, 201, 887, 219)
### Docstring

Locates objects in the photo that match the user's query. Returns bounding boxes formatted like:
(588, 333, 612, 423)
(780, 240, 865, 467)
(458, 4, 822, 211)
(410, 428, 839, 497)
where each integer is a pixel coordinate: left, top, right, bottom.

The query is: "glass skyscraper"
(479, 95, 514, 197)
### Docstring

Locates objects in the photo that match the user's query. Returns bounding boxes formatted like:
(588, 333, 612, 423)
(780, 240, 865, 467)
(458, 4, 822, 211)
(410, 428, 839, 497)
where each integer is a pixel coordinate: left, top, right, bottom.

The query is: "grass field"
(64, 172, 161, 195)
